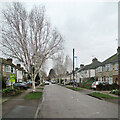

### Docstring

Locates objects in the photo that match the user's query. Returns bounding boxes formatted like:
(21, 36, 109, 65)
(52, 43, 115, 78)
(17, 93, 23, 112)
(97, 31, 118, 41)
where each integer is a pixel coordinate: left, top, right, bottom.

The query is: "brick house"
(0, 58, 16, 86)
(76, 58, 101, 83)
(96, 53, 118, 84)
(0, 58, 27, 86)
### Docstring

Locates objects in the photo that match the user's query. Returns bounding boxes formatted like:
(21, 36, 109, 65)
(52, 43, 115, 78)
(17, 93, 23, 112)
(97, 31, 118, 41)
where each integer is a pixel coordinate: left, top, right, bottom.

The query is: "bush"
(110, 90, 120, 96)
(78, 79, 95, 89)
(40, 83, 45, 86)
(2, 87, 22, 97)
(2, 77, 7, 89)
(97, 83, 119, 91)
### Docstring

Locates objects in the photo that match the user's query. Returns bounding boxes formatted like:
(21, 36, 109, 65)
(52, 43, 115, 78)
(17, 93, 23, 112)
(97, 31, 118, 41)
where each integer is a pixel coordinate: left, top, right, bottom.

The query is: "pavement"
(38, 84, 118, 118)
(2, 86, 43, 119)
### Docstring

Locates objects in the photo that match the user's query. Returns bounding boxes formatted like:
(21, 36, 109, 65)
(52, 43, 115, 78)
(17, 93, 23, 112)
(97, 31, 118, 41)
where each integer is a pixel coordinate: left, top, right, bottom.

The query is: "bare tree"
(1, 2, 63, 91)
(53, 53, 72, 83)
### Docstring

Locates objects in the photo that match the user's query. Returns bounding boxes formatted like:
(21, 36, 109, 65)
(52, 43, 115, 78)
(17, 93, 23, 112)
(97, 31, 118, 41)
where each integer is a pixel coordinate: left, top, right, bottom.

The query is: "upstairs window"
(105, 64, 113, 71)
(114, 63, 118, 71)
(6, 65, 11, 72)
(3, 64, 5, 72)
(96, 66, 103, 73)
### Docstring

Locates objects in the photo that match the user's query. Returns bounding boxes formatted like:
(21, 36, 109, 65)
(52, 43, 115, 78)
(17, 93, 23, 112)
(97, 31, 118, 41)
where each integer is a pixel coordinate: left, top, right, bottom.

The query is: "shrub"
(40, 83, 45, 86)
(97, 83, 119, 91)
(110, 90, 120, 96)
(2, 77, 7, 89)
(2, 87, 22, 97)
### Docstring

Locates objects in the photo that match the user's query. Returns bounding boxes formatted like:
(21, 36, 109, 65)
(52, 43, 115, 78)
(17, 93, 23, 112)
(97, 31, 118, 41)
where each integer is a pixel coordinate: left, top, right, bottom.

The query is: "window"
(11, 67, 15, 73)
(6, 65, 11, 72)
(114, 63, 118, 71)
(106, 76, 113, 84)
(3, 64, 5, 72)
(96, 66, 103, 73)
(105, 64, 113, 71)
(98, 77, 103, 82)
(13, 68, 15, 73)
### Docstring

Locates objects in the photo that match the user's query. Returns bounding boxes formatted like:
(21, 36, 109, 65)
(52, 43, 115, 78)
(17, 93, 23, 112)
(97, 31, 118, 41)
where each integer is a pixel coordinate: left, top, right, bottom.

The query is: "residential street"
(38, 84, 118, 118)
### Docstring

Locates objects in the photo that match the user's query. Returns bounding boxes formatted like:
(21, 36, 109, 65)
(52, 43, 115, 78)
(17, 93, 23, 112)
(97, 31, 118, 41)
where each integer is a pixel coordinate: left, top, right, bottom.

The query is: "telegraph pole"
(118, 2, 120, 88)
(73, 48, 75, 88)
(118, 47, 120, 87)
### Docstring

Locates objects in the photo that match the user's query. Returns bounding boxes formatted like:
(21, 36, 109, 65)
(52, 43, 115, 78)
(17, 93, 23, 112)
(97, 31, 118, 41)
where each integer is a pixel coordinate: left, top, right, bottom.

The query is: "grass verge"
(24, 91, 43, 100)
(36, 87, 44, 90)
(66, 87, 82, 91)
(88, 92, 118, 99)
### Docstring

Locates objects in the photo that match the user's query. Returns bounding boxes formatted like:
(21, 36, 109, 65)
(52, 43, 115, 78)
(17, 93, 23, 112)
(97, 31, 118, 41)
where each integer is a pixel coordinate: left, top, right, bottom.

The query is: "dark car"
(13, 82, 28, 89)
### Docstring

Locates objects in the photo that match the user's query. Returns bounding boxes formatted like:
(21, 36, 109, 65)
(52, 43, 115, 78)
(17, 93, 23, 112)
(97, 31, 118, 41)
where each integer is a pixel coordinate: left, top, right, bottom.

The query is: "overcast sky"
(0, 0, 119, 73)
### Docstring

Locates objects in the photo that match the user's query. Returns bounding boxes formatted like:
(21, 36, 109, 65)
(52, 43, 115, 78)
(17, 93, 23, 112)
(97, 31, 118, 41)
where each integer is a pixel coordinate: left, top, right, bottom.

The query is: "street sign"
(9, 74, 15, 82)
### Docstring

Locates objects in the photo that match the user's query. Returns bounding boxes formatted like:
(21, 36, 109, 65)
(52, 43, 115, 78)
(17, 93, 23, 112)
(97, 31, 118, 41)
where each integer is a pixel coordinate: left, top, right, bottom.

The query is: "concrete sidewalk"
(2, 87, 43, 119)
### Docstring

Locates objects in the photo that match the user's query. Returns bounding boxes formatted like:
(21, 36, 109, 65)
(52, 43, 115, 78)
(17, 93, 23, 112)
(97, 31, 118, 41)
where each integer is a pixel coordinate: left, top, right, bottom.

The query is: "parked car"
(51, 80, 56, 84)
(45, 81, 49, 85)
(91, 81, 108, 89)
(13, 82, 28, 89)
(27, 81, 32, 86)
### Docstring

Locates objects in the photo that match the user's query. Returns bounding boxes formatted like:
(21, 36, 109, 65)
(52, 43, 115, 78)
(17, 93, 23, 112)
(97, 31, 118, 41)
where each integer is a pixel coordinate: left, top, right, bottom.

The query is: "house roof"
(0, 58, 16, 68)
(101, 53, 118, 66)
(0, 58, 25, 71)
(77, 60, 101, 73)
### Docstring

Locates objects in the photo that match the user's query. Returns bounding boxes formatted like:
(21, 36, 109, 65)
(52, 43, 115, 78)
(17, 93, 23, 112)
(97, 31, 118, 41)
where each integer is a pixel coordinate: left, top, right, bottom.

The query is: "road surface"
(38, 84, 118, 118)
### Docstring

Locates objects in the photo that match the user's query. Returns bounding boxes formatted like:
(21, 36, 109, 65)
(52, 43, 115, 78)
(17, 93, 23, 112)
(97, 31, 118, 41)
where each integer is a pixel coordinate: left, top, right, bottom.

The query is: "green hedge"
(78, 79, 95, 89)
(96, 83, 119, 91)
(110, 90, 120, 96)
(2, 87, 23, 97)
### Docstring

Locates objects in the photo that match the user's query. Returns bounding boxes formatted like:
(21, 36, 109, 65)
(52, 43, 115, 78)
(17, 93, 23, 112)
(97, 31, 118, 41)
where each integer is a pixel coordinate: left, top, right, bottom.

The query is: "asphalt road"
(38, 84, 118, 118)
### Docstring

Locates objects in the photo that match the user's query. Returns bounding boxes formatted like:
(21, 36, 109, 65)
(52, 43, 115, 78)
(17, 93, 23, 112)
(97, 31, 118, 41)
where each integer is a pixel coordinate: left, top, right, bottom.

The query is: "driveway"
(38, 84, 118, 118)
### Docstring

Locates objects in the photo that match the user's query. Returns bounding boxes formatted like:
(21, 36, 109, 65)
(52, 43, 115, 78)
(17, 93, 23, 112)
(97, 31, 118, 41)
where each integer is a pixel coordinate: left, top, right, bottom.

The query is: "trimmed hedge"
(96, 83, 119, 91)
(78, 79, 95, 89)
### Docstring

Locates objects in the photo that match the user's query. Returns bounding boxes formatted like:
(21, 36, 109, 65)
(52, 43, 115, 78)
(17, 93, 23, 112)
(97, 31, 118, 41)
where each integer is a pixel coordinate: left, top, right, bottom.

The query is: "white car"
(45, 81, 49, 85)
(91, 81, 107, 89)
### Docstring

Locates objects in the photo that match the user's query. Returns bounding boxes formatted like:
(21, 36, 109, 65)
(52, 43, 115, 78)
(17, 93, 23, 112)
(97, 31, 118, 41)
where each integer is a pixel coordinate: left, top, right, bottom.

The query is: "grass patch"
(88, 92, 118, 99)
(24, 91, 43, 100)
(40, 83, 45, 86)
(66, 87, 82, 91)
(36, 87, 44, 90)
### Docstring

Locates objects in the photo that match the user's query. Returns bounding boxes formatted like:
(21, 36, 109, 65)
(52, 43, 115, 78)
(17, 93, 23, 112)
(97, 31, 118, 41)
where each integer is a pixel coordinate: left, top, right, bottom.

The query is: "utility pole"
(118, 2, 120, 88)
(73, 48, 75, 88)
(118, 47, 120, 87)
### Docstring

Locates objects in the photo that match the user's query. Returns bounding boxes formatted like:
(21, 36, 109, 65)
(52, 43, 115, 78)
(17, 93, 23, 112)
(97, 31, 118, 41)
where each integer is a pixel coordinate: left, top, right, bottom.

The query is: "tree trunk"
(32, 76, 36, 92)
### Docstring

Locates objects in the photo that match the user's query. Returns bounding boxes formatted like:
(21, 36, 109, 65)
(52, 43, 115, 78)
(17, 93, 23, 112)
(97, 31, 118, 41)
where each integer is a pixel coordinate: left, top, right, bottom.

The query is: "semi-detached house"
(0, 58, 27, 86)
(96, 53, 118, 84)
(76, 58, 101, 83)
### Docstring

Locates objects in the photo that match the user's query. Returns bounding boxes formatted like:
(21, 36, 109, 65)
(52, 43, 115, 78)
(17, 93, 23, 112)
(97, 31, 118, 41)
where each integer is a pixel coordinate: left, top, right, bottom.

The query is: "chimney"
(80, 64, 84, 68)
(17, 64, 21, 68)
(92, 58, 98, 63)
(7, 58, 12, 64)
